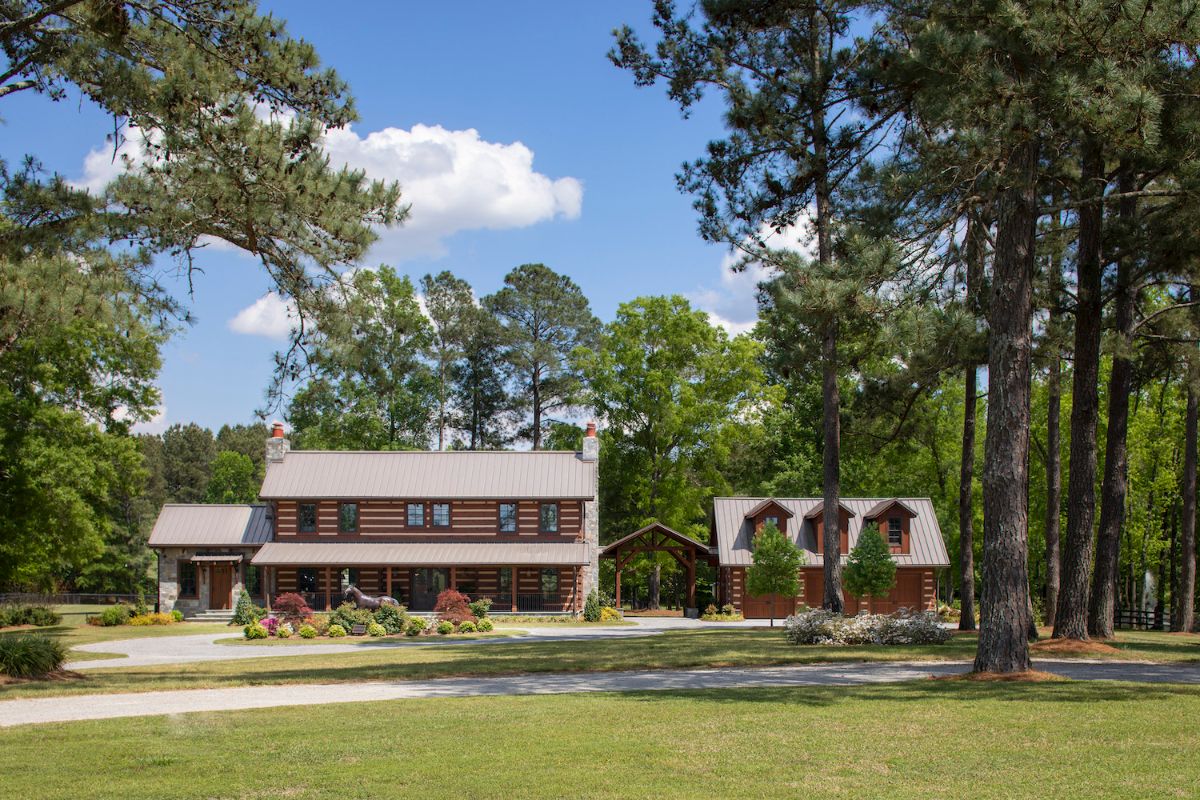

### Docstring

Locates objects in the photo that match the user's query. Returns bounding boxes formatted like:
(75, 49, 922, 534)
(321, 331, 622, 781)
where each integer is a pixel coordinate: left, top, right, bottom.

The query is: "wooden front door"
(410, 568, 448, 611)
(209, 565, 233, 610)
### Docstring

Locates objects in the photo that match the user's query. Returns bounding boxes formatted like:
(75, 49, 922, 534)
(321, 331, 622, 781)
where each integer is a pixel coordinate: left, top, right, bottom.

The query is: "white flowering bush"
(784, 608, 951, 646)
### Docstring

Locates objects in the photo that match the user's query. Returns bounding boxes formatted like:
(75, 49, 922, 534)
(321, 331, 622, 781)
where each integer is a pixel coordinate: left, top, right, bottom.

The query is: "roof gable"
(148, 504, 272, 548)
(862, 498, 919, 520)
(742, 499, 795, 520)
(802, 500, 858, 520)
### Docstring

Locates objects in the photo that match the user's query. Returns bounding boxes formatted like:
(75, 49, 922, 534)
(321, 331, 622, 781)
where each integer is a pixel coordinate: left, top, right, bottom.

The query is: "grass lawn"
(2, 681, 1197, 799)
(213, 630, 520, 645)
(0, 620, 236, 664)
(1, 628, 1195, 700)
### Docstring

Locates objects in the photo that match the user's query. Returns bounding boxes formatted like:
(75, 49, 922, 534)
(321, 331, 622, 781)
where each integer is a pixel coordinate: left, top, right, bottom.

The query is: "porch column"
(686, 552, 696, 609)
(450, 566, 457, 591)
(385, 566, 392, 599)
(573, 566, 580, 614)
(324, 567, 331, 611)
(265, 567, 272, 611)
(510, 567, 518, 612)
(615, 552, 622, 610)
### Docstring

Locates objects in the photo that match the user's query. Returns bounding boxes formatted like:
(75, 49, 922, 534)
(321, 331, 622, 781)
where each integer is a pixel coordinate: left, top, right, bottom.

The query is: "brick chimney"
(581, 420, 599, 462)
(265, 421, 290, 464)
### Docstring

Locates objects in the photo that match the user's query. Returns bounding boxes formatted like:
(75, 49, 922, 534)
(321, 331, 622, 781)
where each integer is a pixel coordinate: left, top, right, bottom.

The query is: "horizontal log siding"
(275, 499, 585, 541)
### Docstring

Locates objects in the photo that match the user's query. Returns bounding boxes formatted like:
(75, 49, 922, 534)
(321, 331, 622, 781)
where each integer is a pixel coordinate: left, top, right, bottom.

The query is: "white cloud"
(323, 123, 582, 260)
(691, 214, 815, 336)
(228, 292, 298, 339)
(114, 401, 168, 434)
(77, 119, 584, 263)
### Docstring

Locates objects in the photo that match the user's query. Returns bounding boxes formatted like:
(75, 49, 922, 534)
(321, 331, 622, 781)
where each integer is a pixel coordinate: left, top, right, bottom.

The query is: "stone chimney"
(581, 420, 599, 461)
(265, 421, 290, 464)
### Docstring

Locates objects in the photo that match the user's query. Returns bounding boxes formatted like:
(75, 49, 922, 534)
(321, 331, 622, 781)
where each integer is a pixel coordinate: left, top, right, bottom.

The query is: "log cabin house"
(711, 496, 950, 618)
(150, 423, 600, 617)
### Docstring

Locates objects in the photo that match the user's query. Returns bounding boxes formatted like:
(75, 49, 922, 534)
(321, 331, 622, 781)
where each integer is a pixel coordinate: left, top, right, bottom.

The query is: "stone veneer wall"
(156, 547, 249, 617)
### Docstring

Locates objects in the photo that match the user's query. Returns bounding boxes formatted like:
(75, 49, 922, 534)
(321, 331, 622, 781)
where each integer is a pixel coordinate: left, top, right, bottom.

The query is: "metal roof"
(250, 541, 591, 566)
(712, 497, 950, 568)
(742, 499, 795, 520)
(148, 504, 272, 548)
(600, 522, 713, 558)
(862, 498, 918, 520)
(259, 450, 597, 500)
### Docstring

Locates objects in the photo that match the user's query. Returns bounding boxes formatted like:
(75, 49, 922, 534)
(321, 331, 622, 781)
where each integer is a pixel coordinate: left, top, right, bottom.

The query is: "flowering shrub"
(272, 593, 312, 625)
(276, 623, 292, 639)
(476, 618, 494, 632)
(436, 620, 454, 635)
(367, 622, 386, 637)
(434, 590, 476, 624)
(405, 618, 426, 637)
(327, 624, 347, 638)
(599, 606, 622, 622)
(783, 609, 951, 646)
(458, 620, 477, 633)
(298, 624, 317, 639)
(129, 612, 176, 626)
(260, 616, 279, 635)
(243, 622, 268, 640)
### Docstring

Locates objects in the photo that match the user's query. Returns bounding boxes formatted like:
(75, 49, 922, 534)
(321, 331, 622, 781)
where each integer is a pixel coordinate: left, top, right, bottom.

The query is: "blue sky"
(2, 3, 771, 432)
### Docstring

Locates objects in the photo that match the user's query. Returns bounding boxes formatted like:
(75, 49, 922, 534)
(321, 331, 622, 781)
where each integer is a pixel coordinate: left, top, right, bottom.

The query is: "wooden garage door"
(742, 592, 799, 620)
(845, 569, 923, 614)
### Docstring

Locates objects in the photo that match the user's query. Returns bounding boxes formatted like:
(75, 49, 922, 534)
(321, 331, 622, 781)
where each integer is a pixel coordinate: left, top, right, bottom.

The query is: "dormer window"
(888, 517, 902, 546)
(762, 515, 780, 529)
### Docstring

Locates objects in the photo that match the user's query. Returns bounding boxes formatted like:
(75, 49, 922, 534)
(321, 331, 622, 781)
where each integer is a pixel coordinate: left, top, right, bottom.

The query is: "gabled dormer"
(743, 499, 794, 537)
(804, 500, 856, 554)
(862, 499, 918, 555)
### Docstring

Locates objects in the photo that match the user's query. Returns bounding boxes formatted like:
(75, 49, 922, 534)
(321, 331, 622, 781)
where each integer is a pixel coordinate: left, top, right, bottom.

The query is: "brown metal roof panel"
(148, 504, 272, 547)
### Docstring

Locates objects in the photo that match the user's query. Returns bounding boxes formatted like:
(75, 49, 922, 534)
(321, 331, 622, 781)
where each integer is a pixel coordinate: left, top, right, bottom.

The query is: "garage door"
(844, 570, 923, 614)
(742, 592, 798, 620)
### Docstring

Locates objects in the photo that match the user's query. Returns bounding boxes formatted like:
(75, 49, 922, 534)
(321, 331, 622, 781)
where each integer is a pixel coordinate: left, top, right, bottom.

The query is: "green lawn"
(2, 681, 1197, 799)
(0, 619, 235, 663)
(1, 628, 1196, 700)
(213, 630, 520, 645)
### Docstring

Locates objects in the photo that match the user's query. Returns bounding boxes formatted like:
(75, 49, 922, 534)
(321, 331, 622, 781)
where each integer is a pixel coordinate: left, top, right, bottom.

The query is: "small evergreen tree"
(745, 521, 805, 627)
(583, 589, 601, 622)
(232, 590, 257, 626)
(843, 529, 897, 613)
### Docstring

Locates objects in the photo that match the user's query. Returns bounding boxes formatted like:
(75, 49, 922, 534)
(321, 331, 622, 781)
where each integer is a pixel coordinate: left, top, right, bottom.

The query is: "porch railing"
(516, 593, 561, 613)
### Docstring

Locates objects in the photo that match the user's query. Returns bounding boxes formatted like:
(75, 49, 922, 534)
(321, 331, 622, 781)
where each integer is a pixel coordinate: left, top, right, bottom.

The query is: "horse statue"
(343, 584, 399, 610)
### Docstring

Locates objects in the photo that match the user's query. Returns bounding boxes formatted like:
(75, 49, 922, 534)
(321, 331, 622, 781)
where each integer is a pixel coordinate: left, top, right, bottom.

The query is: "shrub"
(327, 624, 347, 638)
(599, 606, 622, 622)
(129, 612, 176, 626)
(329, 602, 374, 632)
(272, 593, 312, 625)
(232, 590, 258, 626)
(243, 622, 268, 640)
(260, 616, 279, 635)
(721, 604, 737, 617)
(700, 606, 742, 622)
(276, 623, 292, 639)
(0, 605, 62, 628)
(134, 589, 150, 617)
(306, 613, 331, 635)
(783, 609, 951, 646)
(0, 634, 66, 678)
(170, 610, 184, 622)
(403, 618, 425, 636)
(373, 603, 408, 634)
(434, 589, 475, 624)
(476, 618, 494, 632)
(298, 624, 317, 639)
(367, 622, 387, 637)
(436, 620, 454, 635)
(458, 620, 477, 633)
(468, 597, 492, 619)
(92, 604, 132, 627)
(583, 590, 601, 622)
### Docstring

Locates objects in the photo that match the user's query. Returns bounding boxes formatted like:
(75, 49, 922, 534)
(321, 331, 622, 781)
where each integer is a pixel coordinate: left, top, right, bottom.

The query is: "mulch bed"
(933, 670, 1067, 683)
(0, 669, 87, 687)
(1030, 638, 1120, 657)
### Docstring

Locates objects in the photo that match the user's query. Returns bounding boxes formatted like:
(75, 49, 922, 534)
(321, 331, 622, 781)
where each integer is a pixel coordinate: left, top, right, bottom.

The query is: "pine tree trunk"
(1044, 224, 1063, 630)
(531, 368, 542, 450)
(974, 136, 1038, 674)
(959, 364, 977, 631)
(1089, 168, 1136, 638)
(1055, 139, 1105, 640)
(648, 563, 661, 611)
(1174, 385, 1197, 632)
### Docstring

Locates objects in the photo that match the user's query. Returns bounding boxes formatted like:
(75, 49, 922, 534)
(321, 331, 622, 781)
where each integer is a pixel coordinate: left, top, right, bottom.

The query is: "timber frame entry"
(601, 522, 717, 610)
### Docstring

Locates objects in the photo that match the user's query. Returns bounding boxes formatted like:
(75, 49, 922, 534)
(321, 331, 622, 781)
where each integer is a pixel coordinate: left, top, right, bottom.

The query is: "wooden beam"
(510, 567, 517, 612)
(615, 567, 622, 610)
(450, 566, 457, 591)
(324, 567, 331, 611)
(386, 566, 392, 599)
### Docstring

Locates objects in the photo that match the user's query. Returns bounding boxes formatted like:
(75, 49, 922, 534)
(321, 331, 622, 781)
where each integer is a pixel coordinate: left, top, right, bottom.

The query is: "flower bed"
(783, 608, 951, 646)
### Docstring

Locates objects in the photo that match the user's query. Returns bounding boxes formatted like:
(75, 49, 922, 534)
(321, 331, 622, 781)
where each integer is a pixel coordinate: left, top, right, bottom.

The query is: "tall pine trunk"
(959, 363, 977, 630)
(1044, 213, 1064, 630)
(1089, 168, 1136, 638)
(958, 210, 985, 631)
(1175, 384, 1197, 632)
(975, 137, 1038, 674)
(1055, 139, 1104, 640)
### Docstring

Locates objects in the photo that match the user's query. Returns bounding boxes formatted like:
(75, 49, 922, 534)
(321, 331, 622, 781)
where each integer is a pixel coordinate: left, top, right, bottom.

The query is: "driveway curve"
(5, 659, 1200, 728)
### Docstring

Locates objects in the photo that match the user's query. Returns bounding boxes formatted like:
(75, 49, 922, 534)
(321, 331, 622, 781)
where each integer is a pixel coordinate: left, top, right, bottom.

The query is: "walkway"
(4, 659, 1198, 728)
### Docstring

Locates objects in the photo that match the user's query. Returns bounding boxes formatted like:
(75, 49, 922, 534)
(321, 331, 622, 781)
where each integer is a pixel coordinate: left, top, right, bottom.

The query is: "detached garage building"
(712, 497, 949, 619)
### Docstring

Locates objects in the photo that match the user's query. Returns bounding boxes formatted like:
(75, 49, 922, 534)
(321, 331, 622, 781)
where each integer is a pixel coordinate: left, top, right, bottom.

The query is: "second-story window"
(499, 503, 518, 533)
(432, 503, 451, 527)
(407, 503, 425, 528)
(888, 517, 902, 546)
(540, 503, 559, 533)
(339, 502, 359, 533)
(762, 515, 779, 530)
(298, 503, 318, 533)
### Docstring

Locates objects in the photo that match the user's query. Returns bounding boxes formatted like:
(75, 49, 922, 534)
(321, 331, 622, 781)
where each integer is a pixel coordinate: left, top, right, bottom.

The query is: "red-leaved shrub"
(434, 589, 476, 624)
(272, 593, 312, 624)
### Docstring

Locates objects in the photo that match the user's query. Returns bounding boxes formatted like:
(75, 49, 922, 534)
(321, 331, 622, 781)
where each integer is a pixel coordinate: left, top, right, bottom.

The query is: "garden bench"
(350, 624, 367, 636)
